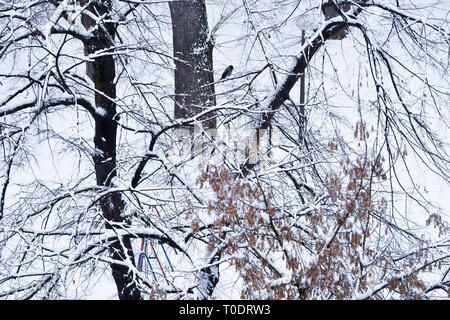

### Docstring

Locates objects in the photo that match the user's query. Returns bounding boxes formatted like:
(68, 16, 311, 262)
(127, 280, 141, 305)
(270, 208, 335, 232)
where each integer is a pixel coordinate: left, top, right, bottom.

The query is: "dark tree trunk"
(322, 1, 351, 40)
(80, 0, 141, 300)
(170, 0, 220, 299)
(169, 0, 216, 129)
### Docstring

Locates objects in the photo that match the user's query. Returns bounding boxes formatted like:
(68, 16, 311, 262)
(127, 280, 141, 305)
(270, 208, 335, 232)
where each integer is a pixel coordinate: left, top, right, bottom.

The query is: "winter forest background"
(0, 0, 449, 300)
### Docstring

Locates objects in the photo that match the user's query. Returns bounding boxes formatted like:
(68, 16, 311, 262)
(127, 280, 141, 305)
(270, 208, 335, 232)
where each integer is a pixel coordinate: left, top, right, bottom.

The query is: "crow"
(220, 65, 234, 80)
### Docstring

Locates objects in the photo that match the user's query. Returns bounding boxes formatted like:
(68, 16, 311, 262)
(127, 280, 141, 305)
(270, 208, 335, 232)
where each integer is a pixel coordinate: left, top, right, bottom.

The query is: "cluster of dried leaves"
(190, 119, 445, 299)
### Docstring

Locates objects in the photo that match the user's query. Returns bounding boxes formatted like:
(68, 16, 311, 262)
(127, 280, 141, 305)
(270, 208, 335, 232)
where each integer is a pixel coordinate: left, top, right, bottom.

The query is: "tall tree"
(169, 0, 220, 299)
(80, 0, 141, 300)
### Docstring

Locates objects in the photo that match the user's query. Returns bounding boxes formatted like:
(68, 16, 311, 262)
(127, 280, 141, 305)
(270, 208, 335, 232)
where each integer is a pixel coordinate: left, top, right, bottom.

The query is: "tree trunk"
(322, 1, 351, 40)
(170, 0, 219, 299)
(80, 0, 141, 300)
(169, 0, 216, 130)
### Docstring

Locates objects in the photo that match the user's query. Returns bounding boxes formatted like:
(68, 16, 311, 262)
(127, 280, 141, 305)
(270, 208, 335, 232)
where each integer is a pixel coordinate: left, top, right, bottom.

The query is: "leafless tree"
(0, 0, 448, 300)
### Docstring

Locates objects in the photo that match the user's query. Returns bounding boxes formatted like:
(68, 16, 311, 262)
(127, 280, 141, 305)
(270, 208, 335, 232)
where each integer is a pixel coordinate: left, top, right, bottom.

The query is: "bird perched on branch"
(220, 65, 234, 80)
